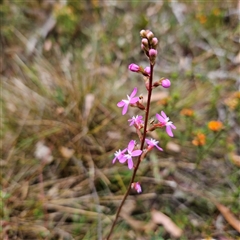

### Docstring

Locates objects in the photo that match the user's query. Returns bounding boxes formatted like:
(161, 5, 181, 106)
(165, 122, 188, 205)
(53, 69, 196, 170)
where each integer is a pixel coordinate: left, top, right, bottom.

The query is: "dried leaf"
(20, 181, 29, 200)
(120, 212, 146, 231)
(84, 93, 95, 119)
(230, 152, 240, 167)
(215, 203, 240, 233)
(143, 91, 169, 103)
(59, 146, 75, 159)
(151, 209, 182, 238)
(166, 141, 181, 153)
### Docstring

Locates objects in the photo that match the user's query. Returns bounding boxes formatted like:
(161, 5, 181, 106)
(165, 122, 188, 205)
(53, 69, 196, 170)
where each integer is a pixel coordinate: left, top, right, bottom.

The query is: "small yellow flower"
(180, 108, 194, 117)
(192, 133, 206, 146)
(208, 121, 223, 132)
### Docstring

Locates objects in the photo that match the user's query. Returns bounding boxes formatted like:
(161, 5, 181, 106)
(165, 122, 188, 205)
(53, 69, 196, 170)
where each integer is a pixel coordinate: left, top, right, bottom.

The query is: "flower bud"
(141, 38, 149, 47)
(146, 31, 154, 40)
(128, 63, 140, 72)
(144, 66, 150, 75)
(149, 49, 157, 64)
(151, 37, 158, 49)
(161, 79, 171, 88)
(131, 182, 142, 193)
(140, 30, 147, 38)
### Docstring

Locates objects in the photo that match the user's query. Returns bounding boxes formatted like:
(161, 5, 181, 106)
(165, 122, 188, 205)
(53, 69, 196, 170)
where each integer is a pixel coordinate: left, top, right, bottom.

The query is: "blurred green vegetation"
(1, 0, 240, 239)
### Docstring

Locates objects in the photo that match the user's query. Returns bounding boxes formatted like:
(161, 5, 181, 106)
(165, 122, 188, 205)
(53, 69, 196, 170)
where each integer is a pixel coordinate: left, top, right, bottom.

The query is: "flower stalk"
(106, 64, 154, 240)
(107, 30, 176, 239)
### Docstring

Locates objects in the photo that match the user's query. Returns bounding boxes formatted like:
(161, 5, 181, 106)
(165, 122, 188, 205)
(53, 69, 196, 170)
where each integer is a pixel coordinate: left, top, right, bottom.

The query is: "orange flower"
(233, 91, 240, 99)
(157, 97, 171, 106)
(208, 121, 223, 132)
(180, 108, 194, 117)
(196, 14, 207, 24)
(192, 133, 206, 146)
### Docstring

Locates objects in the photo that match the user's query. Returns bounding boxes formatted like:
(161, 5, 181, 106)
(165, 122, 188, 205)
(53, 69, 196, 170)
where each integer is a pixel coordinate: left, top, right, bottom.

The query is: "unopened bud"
(161, 79, 171, 88)
(131, 182, 142, 193)
(140, 30, 147, 38)
(146, 31, 154, 40)
(149, 49, 158, 64)
(128, 63, 140, 72)
(144, 66, 151, 75)
(141, 38, 149, 47)
(136, 101, 146, 111)
(151, 37, 158, 49)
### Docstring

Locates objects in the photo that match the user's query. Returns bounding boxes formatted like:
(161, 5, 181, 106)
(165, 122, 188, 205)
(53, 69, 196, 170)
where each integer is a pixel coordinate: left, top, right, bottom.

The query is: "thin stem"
(106, 64, 154, 240)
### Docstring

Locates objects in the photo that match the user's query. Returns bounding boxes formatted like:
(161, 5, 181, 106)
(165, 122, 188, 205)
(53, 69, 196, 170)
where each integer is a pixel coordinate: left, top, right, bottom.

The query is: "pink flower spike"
(117, 88, 139, 115)
(145, 138, 163, 151)
(161, 79, 171, 88)
(128, 63, 140, 72)
(112, 148, 127, 164)
(128, 115, 144, 129)
(121, 140, 142, 169)
(156, 111, 176, 137)
(131, 182, 142, 193)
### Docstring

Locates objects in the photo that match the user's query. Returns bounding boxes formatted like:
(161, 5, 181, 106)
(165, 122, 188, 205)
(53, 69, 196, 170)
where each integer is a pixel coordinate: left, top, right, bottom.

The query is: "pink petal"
(128, 140, 135, 152)
(145, 139, 151, 144)
(131, 150, 142, 157)
(130, 87, 138, 98)
(161, 111, 167, 119)
(156, 113, 165, 122)
(119, 156, 127, 163)
(127, 158, 133, 169)
(112, 156, 117, 164)
(117, 101, 125, 107)
(156, 145, 163, 151)
(128, 120, 134, 126)
(171, 124, 177, 129)
(129, 97, 139, 104)
(166, 125, 173, 137)
(122, 104, 128, 115)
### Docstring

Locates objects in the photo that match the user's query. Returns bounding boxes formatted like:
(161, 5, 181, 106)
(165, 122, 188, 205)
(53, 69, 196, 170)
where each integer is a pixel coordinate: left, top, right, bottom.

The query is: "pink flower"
(128, 115, 144, 129)
(117, 88, 139, 115)
(161, 79, 171, 88)
(120, 140, 142, 169)
(145, 138, 163, 151)
(112, 148, 127, 164)
(131, 182, 142, 193)
(156, 111, 176, 137)
(128, 63, 140, 72)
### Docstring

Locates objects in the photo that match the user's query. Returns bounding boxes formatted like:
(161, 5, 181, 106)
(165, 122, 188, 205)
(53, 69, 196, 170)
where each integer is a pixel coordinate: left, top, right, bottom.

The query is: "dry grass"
(1, 1, 240, 239)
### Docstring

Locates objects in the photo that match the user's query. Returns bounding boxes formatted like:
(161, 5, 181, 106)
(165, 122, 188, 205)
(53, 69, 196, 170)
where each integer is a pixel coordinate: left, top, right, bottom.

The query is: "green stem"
(106, 64, 154, 240)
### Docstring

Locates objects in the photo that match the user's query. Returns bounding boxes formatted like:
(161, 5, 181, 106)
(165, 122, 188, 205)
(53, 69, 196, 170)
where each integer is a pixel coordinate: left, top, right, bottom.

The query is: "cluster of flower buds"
(112, 30, 176, 194)
(140, 29, 158, 65)
(128, 30, 170, 91)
